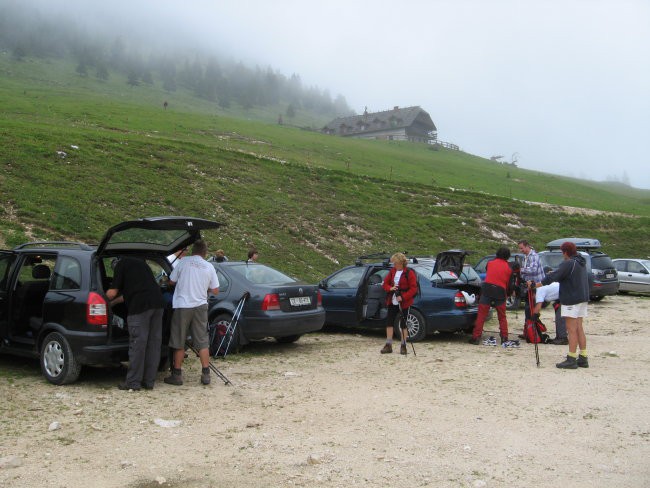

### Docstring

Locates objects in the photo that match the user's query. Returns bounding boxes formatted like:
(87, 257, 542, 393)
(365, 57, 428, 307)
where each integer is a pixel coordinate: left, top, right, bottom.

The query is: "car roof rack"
(13, 241, 94, 251)
(546, 238, 602, 252)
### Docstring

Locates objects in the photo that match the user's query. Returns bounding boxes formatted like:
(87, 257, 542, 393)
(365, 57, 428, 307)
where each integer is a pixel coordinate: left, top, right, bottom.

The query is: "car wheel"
(275, 335, 302, 344)
(403, 309, 426, 342)
(506, 293, 521, 310)
(210, 313, 240, 354)
(590, 295, 604, 302)
(40, 331, 82, 385)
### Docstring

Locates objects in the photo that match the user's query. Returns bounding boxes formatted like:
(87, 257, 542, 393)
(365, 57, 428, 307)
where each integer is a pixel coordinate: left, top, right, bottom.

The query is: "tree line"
(0, 2, 353, 120)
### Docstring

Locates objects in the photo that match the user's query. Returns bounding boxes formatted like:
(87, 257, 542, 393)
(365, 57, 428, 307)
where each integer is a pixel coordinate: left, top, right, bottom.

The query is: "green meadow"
(1, 54, 648, 281)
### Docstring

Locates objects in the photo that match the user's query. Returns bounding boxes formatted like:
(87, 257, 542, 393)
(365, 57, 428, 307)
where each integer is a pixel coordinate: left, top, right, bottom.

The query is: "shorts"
(561, 302, 588, 319)
(169, 305, 209, 349)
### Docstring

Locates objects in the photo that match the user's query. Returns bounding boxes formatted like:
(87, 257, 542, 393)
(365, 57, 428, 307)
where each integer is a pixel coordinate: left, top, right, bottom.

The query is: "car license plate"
(290, 296, 311, 306)
(606, 273, 614, 279)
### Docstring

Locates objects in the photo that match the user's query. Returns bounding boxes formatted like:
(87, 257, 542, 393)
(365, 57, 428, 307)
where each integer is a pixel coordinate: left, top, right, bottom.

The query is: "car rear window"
(228, 264, 295, 285)
(591, 255, 614, 270)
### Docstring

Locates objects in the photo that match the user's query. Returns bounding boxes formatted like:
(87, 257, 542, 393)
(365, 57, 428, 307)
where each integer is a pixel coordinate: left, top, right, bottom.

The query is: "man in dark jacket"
(106, 257, 165, 390)
(536, 241, 590, 369)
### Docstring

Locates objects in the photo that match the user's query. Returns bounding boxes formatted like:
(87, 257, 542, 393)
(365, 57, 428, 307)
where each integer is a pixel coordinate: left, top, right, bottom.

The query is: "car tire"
(40, 331, 82, 385)
(275, 335, 302, 344)
(210, 313, 241, 354)
(402, 309, 426, 342)
(590, 295, 604, 302)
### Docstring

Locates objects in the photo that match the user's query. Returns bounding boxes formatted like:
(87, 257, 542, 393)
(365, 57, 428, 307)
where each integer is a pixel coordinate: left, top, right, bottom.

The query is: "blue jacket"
(541, 254, 589, 305)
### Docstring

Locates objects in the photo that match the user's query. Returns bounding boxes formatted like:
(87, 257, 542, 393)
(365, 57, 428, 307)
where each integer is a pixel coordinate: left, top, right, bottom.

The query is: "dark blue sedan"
(318, 251, 480, 341)
(207, 262, 325, 352)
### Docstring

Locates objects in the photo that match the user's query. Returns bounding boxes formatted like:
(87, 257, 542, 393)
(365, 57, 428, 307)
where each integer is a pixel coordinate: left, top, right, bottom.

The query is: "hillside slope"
(1, 55, 649, 280)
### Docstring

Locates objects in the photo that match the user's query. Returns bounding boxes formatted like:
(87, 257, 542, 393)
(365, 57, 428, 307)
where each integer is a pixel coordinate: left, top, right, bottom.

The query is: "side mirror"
(318, 280, 328, 290)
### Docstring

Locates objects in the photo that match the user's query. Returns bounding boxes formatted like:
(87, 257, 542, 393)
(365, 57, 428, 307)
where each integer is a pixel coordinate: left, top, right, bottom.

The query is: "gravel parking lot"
(1, 294, 649, 488)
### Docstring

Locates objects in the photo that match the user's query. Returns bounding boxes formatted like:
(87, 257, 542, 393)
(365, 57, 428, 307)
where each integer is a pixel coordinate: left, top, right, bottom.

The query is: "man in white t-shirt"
(531, 281, 567, 345)
(164, 240, 219, 386)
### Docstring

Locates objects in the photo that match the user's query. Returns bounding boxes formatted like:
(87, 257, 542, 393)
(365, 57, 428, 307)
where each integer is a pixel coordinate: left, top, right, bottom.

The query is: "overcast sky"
(25, 0, 650, 189)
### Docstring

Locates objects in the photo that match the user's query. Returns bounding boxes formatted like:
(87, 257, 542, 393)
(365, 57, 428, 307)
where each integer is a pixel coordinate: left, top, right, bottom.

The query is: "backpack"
(208, 322, 229, 356)
(507, 261, 521, 295)
(525, 316, 550, 344)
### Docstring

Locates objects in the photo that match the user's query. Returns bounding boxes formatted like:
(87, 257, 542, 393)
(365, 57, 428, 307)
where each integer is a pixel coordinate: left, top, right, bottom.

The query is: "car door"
(620, 260, 650, 292)
(0, 251, 18, 339)
(319, 266, 367, 326)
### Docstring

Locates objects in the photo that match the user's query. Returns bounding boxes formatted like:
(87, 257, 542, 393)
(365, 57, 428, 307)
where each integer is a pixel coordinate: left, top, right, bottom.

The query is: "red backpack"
(525, 316, 549, 344)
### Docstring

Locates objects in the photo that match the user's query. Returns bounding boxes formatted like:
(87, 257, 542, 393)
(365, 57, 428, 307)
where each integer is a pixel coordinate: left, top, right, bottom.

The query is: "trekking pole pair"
(216, 291, 249, 359)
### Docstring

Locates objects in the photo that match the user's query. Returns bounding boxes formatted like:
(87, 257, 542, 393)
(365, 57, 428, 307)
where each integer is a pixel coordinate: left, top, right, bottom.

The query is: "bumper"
(242, 310, 326, 340)
(426, 309, 478, 332)
(590, 280, 619, 297)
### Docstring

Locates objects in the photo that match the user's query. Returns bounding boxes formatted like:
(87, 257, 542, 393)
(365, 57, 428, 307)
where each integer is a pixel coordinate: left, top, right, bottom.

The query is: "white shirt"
(391, 270, 403, 306)
(169, 255, 219, 308)
(535, 282, 560, 304)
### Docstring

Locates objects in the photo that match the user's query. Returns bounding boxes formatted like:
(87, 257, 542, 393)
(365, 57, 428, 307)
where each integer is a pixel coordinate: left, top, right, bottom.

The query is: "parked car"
(207, 261, 325, 350)
(538, 238, 619, 301)
(473, 252, 525, 309)
(612, 259, 650, 294)
(0, 216, 220, 384)
(318, 250, 479, 342)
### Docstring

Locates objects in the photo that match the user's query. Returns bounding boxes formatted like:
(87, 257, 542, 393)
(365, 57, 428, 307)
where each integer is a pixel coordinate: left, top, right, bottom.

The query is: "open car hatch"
(431, 249, 469, 279)
(96, 216, 221, 255)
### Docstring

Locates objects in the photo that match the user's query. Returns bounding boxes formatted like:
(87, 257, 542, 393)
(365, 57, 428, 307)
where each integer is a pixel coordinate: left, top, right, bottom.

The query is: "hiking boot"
(400, 344, 407, 355)
(142, 383, 154, 390)
(482, 336, 497, 346)
(164, 369, 183, 386)
(556, 355, 578, 369)
(577, 355, 589, 368)
(551, 337, 569, 345)
(380, 344, 393, 354)
(201, 368, 211, 385)
(468, 337, 480, 345)
(117, 382, 140, 391)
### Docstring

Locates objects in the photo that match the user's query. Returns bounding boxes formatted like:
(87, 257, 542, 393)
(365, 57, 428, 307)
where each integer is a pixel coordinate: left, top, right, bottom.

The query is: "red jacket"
(485, 258, 512, 291)
(382, 266, 418, 309)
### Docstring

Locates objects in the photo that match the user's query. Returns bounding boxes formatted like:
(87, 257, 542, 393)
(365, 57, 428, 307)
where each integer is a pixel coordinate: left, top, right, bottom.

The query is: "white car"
(612, 259, 650, 294)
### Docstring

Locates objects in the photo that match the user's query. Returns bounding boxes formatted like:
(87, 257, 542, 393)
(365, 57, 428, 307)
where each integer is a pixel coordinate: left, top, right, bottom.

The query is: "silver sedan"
(613, 259, 650, 293)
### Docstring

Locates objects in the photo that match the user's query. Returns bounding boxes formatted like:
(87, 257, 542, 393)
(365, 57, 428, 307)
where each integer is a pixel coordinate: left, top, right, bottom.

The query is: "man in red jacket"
(380, 252, 418, 355)
(469, 246, 513, 346)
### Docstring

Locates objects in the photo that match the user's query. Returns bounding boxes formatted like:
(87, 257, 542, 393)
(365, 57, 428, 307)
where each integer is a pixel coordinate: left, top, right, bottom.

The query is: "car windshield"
(539, 252, 564, 270)
(227, 263, 296, 285)
(642, 260, 650, 269)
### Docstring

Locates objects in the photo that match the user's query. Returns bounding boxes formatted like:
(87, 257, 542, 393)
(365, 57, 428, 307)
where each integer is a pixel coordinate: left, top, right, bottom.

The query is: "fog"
(11, 0, 650, 189)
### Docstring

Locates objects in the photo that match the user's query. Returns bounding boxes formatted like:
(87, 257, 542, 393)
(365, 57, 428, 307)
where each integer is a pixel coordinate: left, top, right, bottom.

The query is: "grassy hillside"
(1, 55, 649, 281)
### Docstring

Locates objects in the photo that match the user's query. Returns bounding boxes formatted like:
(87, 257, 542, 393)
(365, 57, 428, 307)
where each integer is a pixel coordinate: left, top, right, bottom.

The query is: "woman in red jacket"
(380, 253, 418, 355)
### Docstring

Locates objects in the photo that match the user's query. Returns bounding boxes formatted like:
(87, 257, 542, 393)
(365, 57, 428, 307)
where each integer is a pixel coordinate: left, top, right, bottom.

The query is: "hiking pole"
(218, 291, 249, 358)
(528, 286, 541, 368)
(185, 340, 232, 385)
(403, 308, 416, 356)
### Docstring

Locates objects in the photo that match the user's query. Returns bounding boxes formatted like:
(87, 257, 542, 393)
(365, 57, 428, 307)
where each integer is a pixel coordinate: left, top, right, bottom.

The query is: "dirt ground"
(1, 293, 649, 488)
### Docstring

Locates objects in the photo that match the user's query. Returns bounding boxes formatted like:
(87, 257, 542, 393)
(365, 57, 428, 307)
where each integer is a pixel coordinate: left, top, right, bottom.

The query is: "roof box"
(546, 238, 601, 251)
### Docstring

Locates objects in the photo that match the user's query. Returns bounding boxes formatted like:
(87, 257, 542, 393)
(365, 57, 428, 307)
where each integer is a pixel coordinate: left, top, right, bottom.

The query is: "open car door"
(96, 216, 221, 256)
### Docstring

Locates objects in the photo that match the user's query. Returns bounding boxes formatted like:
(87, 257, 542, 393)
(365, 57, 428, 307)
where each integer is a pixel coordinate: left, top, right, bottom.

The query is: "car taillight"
(454, 291, 467, 308)
(261, 293, 281, 311)
(87, 292, 108, 327)
(317, 290, 322, 307)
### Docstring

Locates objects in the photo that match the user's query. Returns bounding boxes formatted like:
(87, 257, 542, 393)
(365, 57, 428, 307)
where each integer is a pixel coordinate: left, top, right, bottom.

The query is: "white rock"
(307, 454, 322, 465)
(70, 145, 79, 149)
(48, 422, 61, 431)
(155, 476, 167, 485)
(0, 455, 23, 469)
(154, 418, 182, 428)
